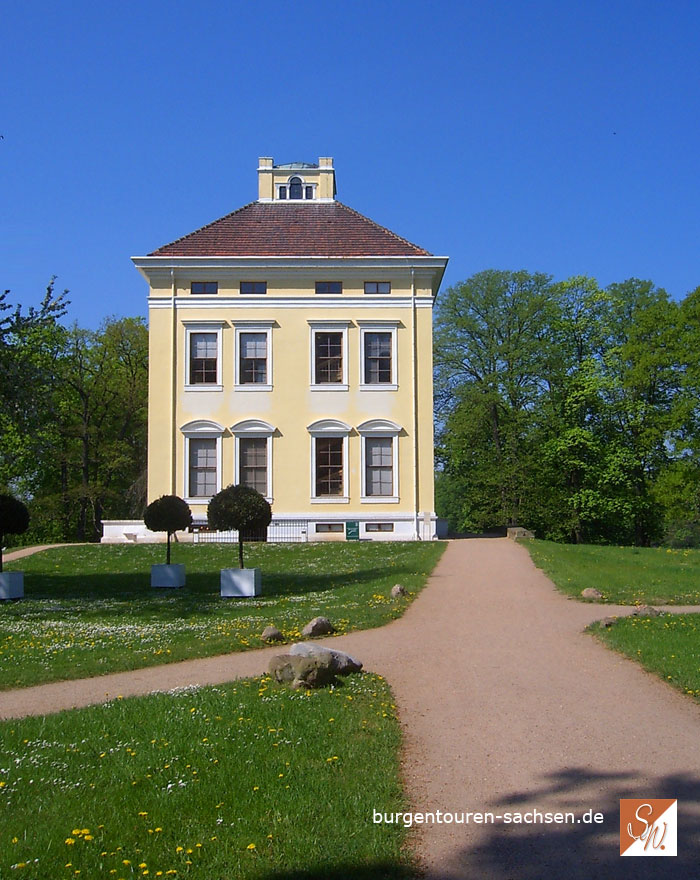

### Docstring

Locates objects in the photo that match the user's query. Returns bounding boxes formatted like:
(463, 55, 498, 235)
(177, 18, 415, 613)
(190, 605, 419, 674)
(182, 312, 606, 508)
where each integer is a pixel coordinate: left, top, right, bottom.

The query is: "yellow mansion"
(110, 157, 447, 541)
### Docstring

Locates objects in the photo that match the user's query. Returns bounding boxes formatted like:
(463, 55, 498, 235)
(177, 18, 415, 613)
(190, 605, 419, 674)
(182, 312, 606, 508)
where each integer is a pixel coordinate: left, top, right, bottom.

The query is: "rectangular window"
(365, 437, 394, 496)
(191, 282, 218, 295)
(315, 437, 343, 496)
(366, 522, 394, 532)
(189, 332, 218, 384)
(239, 332, 267, 384)
(189, 438, 217, 497)
(363, 332, 392, 384)
(314, 332, 343, 384)
(315, 522, 343, 533)
(364, 281, 391, 294)
(305, 185, 314, 200)
(240, 281, 267, 295)
(239, 437, 267, 495)
(278, 186, 287, 199)
(315, 281, 342, 295)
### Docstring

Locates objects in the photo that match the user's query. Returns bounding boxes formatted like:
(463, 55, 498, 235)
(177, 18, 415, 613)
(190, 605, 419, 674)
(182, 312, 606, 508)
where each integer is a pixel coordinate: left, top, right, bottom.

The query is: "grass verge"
(0, 542, 445, 690)
(591, 614, 700, 702)
(0, 673, 415, 879)
(523, 540, 700, 604)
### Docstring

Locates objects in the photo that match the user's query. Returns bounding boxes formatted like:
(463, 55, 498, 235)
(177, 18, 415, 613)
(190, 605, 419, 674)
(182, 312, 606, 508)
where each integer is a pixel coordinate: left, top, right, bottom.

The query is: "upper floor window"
(315, 281, 342, 295)
(190, 333, 218, 384)
(364, 282, 391, 295)
(240, 281, 267, 295)
(239, 333, 267, 384)
(314, 332, 343, 384)
(191, 282, 218, 295)
(363, 332, 392, 384)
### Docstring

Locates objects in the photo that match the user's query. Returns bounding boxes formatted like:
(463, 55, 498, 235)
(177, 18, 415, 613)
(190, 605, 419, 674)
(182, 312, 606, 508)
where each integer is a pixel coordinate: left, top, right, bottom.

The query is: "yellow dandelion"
(247, 842, 256, 850)
(65, 838, 76, 845)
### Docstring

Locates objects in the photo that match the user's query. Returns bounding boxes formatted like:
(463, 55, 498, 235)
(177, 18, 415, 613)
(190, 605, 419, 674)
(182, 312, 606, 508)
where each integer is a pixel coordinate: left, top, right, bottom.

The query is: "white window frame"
(183, 321, 225, 391)
(181, 420, 225, 503)
(233, 320, 274, 391)
(357, 320, 399, 391)
(307, 419, 351, 503)
(358, 419, 401, 503)
(308, 320, 350, 390)
(231, 419, 275, 502)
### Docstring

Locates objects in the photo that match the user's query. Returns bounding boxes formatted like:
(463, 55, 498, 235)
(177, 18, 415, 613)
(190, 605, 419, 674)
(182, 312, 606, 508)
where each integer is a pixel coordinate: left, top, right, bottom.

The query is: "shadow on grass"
(260, 863, 416, 880)
(436, 766, 700, 879)
(2, 563, 423, 612)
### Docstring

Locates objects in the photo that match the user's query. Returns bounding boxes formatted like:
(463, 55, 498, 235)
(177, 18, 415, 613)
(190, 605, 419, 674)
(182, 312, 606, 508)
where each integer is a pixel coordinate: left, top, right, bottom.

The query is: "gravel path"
(2, 539, 700, 877)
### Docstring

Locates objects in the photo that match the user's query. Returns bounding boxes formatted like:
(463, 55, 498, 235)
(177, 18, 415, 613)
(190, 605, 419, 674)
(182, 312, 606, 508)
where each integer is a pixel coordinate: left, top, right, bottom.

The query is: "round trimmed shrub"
(144, 495, 193, 564)
(207, 484, 272, 568)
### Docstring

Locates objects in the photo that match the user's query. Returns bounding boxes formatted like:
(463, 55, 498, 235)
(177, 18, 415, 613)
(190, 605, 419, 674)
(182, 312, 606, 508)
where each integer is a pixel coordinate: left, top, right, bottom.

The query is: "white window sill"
(185, 496, 214, 504)
(184, 384, 223, 392)
(234, 384, 273, 392)
(310, 384, 349, 392)
(359, 383, 398, 392)
(361, 496, 400, 504)
(310, 496, 350, 504)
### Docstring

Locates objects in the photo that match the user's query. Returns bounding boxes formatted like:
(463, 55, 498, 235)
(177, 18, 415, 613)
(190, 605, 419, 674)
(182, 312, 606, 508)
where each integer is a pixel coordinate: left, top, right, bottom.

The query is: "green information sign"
(346, 520, 360, 541)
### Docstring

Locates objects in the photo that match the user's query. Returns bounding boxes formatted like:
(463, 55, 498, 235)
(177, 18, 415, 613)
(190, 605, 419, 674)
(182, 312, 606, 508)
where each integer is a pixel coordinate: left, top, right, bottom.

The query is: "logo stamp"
(620, 799, 677, 856)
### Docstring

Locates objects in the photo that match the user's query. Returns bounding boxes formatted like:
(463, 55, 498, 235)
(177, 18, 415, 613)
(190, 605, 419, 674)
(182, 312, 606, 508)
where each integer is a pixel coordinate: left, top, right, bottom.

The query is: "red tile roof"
(149, 202, 431, 257)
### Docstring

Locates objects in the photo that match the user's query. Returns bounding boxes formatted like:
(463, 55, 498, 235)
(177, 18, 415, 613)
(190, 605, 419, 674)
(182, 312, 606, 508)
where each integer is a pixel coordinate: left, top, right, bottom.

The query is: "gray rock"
(390, 584, 407, 598)
(581, 588, 603, 600)
(289, 642, 363, 675)
(601, 617, 617, 628)
(301, 616, 335, 637)
(268, 652, 337, 689)
(631, 605, 661, 617)
(261, 625, 284, 643)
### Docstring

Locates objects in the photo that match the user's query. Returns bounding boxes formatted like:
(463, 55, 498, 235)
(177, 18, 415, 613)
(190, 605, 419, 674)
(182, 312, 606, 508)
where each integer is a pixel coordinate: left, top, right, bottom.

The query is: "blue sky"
(2, 0, 699, 327)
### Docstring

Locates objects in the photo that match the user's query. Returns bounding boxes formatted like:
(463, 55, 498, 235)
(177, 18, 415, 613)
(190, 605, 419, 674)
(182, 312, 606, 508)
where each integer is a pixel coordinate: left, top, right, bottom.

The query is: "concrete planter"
(220, 568, 261, 598)
(0, 571, 24, 600)
(151, 563, 186, 588)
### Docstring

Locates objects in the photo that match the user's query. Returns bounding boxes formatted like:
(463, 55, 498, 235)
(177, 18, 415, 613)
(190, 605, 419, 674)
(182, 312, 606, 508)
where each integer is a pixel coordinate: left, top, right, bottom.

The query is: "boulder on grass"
(631, 605, 661, 617)
(289, 642, 363, 675)
(268, 652, 337, 689)
(390, 584, 407, 598)
(261, 625, 284, 643)
(301, 616, 335, 637)
(581, 588, 603, 600)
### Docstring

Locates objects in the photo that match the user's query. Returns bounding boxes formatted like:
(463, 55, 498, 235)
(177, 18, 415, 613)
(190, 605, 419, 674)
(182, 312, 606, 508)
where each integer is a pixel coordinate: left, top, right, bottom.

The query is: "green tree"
(434, 269, 557, 531)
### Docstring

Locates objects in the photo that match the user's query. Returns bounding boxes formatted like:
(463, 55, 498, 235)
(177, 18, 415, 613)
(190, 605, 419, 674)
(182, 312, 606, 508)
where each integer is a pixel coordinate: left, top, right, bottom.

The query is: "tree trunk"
(166, 531, 171, 565)
(238, 536, 244, 569)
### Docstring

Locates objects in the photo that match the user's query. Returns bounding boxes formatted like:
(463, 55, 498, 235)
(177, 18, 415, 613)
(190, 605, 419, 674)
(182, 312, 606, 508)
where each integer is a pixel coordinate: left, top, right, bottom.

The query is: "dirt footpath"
(2, 539, 699, 877)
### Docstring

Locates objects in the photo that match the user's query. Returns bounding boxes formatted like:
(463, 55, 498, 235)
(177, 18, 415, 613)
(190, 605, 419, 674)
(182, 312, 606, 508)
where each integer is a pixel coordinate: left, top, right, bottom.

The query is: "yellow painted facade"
(132, 158, 447, 540)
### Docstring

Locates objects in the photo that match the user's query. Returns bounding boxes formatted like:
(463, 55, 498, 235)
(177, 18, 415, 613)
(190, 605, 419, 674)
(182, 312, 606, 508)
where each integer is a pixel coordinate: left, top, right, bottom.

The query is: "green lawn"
(0, 673, 415, 879)
(524, 540, 700, 605)
(0, 542, 445, 690)
(592, 614, 700, 702)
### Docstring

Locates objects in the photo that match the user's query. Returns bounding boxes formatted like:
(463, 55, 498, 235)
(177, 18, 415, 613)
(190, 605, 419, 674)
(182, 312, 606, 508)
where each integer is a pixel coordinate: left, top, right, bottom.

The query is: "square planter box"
(221, 567, 261, 598)
(151, 563, 186, 588)
(0, 571, 24, 600)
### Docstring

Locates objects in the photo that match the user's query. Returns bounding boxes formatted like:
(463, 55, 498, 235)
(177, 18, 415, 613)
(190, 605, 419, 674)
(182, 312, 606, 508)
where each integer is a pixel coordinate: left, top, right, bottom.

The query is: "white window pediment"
(231, 419, 275, 435)
(307, 419, 352, 435)
(180, 419, 225, 435)
(357, 419, 402, 435)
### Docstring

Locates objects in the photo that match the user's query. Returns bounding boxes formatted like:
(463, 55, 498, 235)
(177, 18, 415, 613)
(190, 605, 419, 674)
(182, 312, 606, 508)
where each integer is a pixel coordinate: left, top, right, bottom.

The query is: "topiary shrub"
(144, 495, 193, 565)
(207, 484, 272, 569)
(0, 494, 30, 573)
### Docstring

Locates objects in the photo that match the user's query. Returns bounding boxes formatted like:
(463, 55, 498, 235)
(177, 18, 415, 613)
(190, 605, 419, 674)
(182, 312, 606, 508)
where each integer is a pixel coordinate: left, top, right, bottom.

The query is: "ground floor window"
(239, 437, 267, 495)
(188, 438, 217, 497)
(315, 437, 344, 496)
